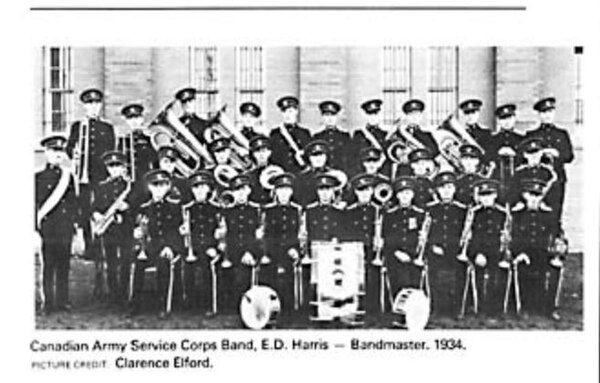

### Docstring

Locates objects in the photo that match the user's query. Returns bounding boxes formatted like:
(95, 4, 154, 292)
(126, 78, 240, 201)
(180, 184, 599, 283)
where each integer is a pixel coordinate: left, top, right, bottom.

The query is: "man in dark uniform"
(179, 170, 221, 313)
(295, 140, 337, 206)
(343, 173, 379, 314)
(426, 171, 467, 317)
(490, 103, 524, 202)
(348, 147, 391, 207)
(386, 99, 440, 177)
(66, 88, 116, 260)
(131, 169, 184, 317)
(176, 87, 212, 145)
(313, 100, 352, 174)
(263, 173, 302, 313)
(459, 98, 494, 167)
(91, 151, 133, 304)
(239, 102, 266, 140)
(525, 97, 574, 231)
(408, 148, 437, 209)
(511, 178, 561, 320)
(352, 99, 389, 175)
(512, 138, 558, 206)
(220, 174, 262, 312)
(119, 103, 158, 184)
(383, 177, 426, 303)
(455, 144, 485, 206)
(270, 96, 311, 174)
(462, 179, 508, 317)
(245, 135, 276, 206)
(35, 135, 82, 313)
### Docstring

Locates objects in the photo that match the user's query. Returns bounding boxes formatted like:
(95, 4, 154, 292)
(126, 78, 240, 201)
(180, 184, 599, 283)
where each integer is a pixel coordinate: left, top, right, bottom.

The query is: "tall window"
(574, 46, 583, 126)
(382, 46, 412, 126)
(427, 47, 458, 126)
(191, 47, 219, 115)
(234, 46, 265, 122)
(43, 47, 73, 134)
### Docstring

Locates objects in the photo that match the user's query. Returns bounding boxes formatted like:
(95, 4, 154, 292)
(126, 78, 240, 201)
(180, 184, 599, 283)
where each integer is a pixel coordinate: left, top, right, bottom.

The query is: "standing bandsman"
(343, 174, 379, 313)
(352, 99, 389, 174)
(92, 151, 133, 304)
(313, 100, 352, 174)
(463, 179, 508, 316)
(459, 98, 494, 167)
(455, 144, 485, 206)
(130, 170, 184, 317)
(526, 97, 574, 231)
(263, 173, 302, 312)
(512, 138, 558, 206)
(383, 177, 426, 299)
(220, 174, 262, 313)
(66, 88, 116, 259)
(511, 178, 561, 320)
(179, 170, 221, 313)
(491, 103, 524, 202)
(426, 171, 467, 317)
(348, 147, 390, 206)
(119, 103, 158, 184)
(239, 102, 267, 140)
(35, 135, 83, 313)
(408, 148, 437, 209)
(245, 135, 276, 206)
(156, 146, 191, 204)
(176, 87, 212, 145)
(270, 96, 311, 174)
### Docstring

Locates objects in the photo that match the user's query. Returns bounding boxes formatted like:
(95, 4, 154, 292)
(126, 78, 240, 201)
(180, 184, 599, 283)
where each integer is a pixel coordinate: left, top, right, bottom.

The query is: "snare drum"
(240, 285, 281, 330)
(392, 288, 431, 330)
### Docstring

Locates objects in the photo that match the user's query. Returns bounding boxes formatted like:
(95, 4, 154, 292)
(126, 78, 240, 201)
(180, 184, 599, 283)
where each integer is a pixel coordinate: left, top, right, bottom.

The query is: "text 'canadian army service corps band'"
(34, 86, 573, 329)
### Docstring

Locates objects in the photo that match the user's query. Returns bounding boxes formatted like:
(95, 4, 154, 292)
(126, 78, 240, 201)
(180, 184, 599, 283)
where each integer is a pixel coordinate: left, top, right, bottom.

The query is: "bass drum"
(392, 288, 431, 330)
(240, 286, 281, 330)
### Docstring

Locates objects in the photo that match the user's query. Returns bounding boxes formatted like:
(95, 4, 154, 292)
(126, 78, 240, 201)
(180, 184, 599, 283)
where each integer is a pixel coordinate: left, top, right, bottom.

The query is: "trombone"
(116, 130, 136, 182)
(72, 118, 90, 194)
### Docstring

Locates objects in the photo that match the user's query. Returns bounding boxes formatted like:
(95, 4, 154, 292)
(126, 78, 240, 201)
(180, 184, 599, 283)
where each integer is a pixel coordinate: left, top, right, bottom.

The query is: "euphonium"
(204, 105, 254, 171)
(259, 165, 285, 191)
(434, 113, 485, 173)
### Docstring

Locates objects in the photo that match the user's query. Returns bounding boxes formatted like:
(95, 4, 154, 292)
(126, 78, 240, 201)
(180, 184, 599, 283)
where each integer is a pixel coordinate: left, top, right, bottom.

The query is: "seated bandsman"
(246, 135, 276, 206)
(220, 174, 261, 313)
(296, 140, 335, 206)
(92, 151, 133, 304)
(462, 179, 508, 317)
(156, 146, 191, 204)
(455, 144, 485, 206)
(382, 177, 426, 306)
(239, 102, 267, 140)
(35, 135, 83, 313)
(343, 173, 379, 313)
(263, 172, 302, 312)
(426, 171, 467, 317)
(511, 178, 561, 320)
(408, 148, 437, 209)
(179, 170, 221, 313)
(313, 100, 352, 173)
(131, 170, 184, 317)
(512, 138, 557, 209)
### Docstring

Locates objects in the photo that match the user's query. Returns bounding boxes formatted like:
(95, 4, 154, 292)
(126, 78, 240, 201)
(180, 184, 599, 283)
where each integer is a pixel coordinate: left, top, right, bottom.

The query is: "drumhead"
(240, 286, 281, 330)
(392, 288, 430, 330)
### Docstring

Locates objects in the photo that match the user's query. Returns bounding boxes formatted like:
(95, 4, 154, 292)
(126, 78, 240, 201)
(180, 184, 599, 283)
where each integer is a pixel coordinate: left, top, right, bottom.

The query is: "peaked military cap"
(157, 146, 181, 161)
(521, 178, 546, 195)
(271, 172, 295, 188)
(402, 99, 425, 114)
(80, 88, 103, 103)
(240, 102, 262, 117)
(318, 100, 342, 115)
(102, 150, 127, 166)
(229, 174, 251, 190)
(189, 170, 215, 187)
(459, 99, 483, 113)
(145, 169, 171, 184)
(520, 138, 544, 154)
(360, 146, 382, 162)
(533, 97, 556, 112)
(249, 135, 271, 152)
(360, 99, 383, 114)
(276, 96, 299, 111)
(459, 144, 483, 158)
(495, 103, 517, 119)
(305, 140, 329, 156)
(40, 134, 67, 150)
(473, 178, 500, 195)
(434, 171, 457, 187)
(121, 103, 144, 118)
(351, 173, 375, 190)
(392, 176, 415, 192)
(175, 87, 197, 102)
(408, 148, 433, 163)
(314, 173, 341, 189)
(209, 137, 231, 153)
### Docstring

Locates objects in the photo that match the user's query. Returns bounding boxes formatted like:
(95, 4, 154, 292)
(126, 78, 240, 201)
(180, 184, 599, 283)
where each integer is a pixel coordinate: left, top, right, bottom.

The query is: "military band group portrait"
(35, 68, 579, 329)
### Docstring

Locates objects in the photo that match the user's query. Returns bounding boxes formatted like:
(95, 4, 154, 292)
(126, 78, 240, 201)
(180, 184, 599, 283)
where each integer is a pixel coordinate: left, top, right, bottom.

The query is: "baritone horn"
(204, 105, 254, 171)
(434, 113, 485, 172)
(259, 165, 286, 191)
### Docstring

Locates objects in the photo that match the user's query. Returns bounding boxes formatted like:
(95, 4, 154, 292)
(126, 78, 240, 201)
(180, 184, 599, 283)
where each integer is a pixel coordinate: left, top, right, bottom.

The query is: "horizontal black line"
(30, 6, 527, 12)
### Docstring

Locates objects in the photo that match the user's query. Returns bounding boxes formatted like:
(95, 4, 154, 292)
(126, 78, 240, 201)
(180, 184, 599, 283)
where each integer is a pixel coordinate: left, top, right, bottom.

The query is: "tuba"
(434, 113, 485, 173)
(204, 105, 254, 172)
(149, 101, 215, 177)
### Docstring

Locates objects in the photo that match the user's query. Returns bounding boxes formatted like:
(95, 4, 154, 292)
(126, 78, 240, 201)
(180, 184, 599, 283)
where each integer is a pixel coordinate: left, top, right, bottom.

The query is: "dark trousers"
(41, 240, 71, 309)
(472, 265, 505, 316)
(546, 181, 566, 231)
(519, 253, 562, 315)
(101, 234, 131, 302)
(428, 256, 462, 317)
(183, 253, 215, 311)
(131, 257, 181, 312)
(383, 254, 422, 313)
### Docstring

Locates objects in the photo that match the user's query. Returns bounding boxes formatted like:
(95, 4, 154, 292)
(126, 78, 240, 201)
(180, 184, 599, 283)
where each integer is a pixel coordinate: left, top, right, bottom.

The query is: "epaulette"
(290, 201, 302, 210)
(166, 197, 180, 204)
(264, 201, 277, 209)
(99, 177, 111, 186)
(494, 203, 508, 213)
(412, 205, 425, 214)
(512, 202, 525, 212)
(386, 206, 399, 213)
(183, 200, 195, 209)
(299, 167, 311, 175)
(453, 201, 467, 209)
(515, 164, 528, 172)
(306, 202, 318, 209)
(248, 201, 261, 209)
(209, 200, 220, 208)
(540, 203, 553, 212)
(140, 199, 152, 208)
(346, 202, 358, 210)
(378, 174, 391, 182)
(426, 201, 439, 208)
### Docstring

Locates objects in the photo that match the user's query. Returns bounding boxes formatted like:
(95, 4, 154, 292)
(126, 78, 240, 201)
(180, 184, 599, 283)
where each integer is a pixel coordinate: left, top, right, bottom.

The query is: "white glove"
(432, 245, 445, 256)
(255, 226, 264, 240)
(241, 251, 255, 266)
(34, 231, 42, 256)
(456, 252, 469, 262)
(288, 248, 300, 261)
(550, 256, 563, 268)
(475, 253, 487, 267)
(217, 241, 227, 252)
(206, 247, 218, 258)
(498, 146, 516, 157)
(373, 236, 384, 251)
(133, 227, 144, 240)
(394, 250, 411, 263)
(214, 226, 226, 240)
(160, 246, 174, 260)
(92, 211, 103, 222)
(515, 252, 530, 265)
(116, 201, 129, 212)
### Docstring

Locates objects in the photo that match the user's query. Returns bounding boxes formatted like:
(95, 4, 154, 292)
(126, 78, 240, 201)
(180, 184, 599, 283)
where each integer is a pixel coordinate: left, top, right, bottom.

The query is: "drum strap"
(37, 166, 71, 229)
(278, 125, 303, 158)
(361, 126, 383, 151)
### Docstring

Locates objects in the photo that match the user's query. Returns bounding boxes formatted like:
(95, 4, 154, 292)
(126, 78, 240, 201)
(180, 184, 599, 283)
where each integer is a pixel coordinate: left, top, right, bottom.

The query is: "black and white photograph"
(33, 46, 584, 330)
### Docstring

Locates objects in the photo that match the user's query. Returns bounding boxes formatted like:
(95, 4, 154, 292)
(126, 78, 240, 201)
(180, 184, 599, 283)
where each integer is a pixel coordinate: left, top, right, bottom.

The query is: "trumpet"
(73, 118, 90, 190)
(117, 130, 136, 181)
(413, 213, 432, 268)
(373, 181, 393, 206)
(499, 203, 513, 268)
(182, 204, 197, 262)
